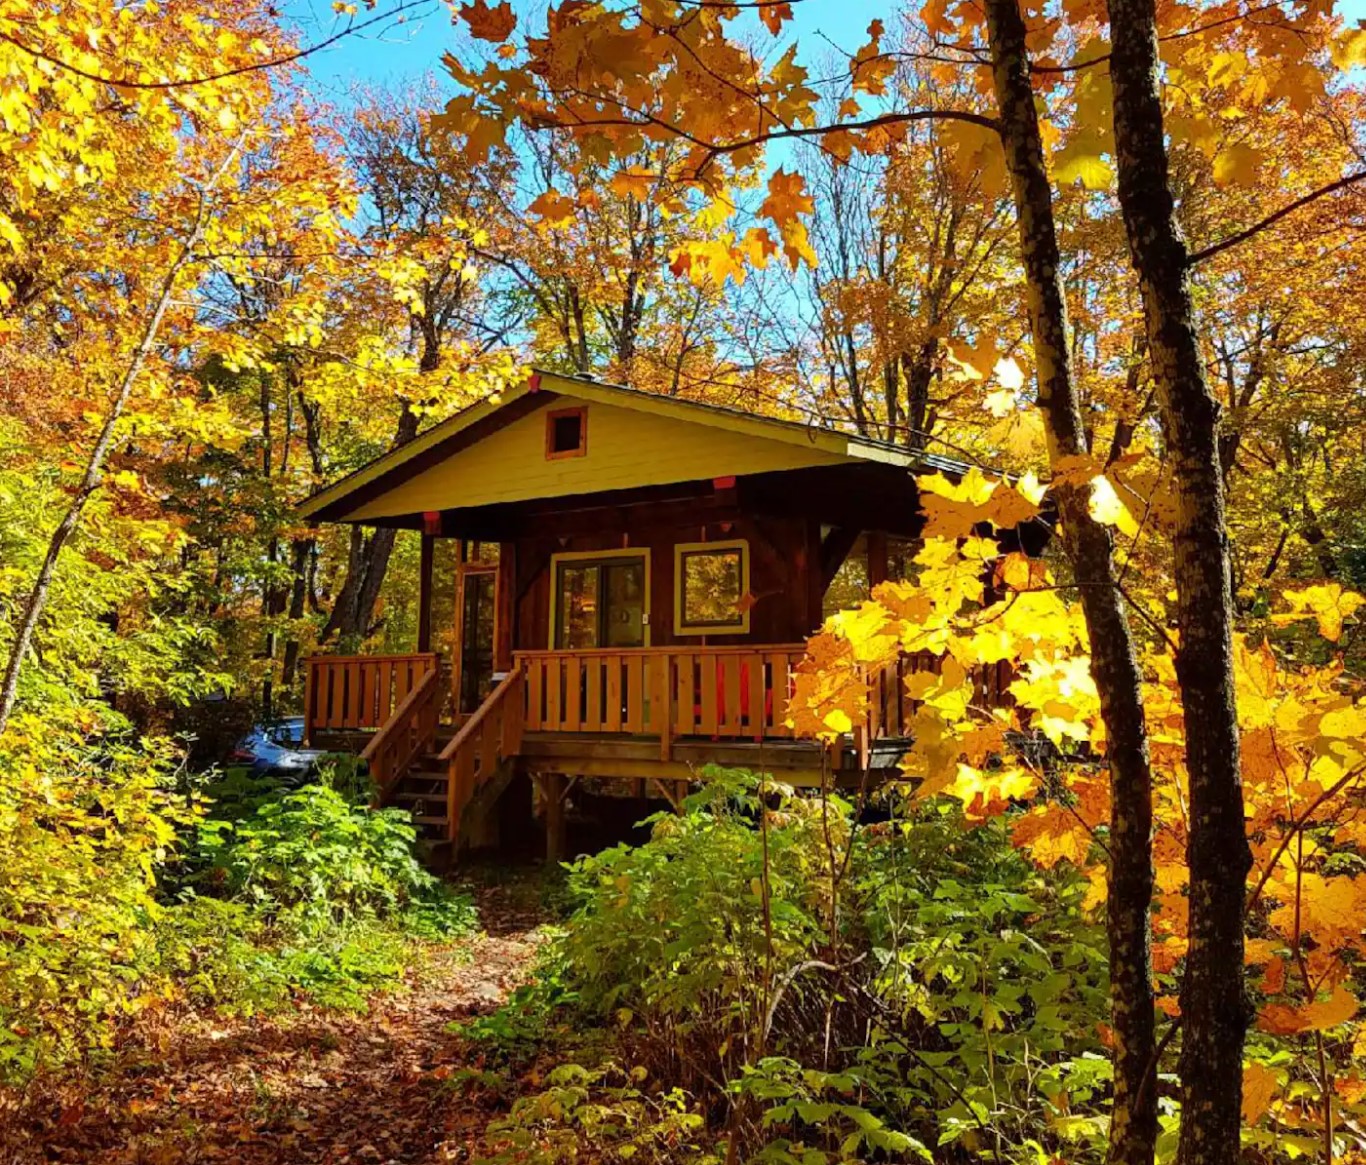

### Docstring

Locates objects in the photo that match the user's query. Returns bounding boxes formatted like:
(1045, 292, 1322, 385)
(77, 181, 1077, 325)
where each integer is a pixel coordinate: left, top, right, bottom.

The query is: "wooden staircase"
(388, 751, 455, 840)
(361, 667, 526, 850)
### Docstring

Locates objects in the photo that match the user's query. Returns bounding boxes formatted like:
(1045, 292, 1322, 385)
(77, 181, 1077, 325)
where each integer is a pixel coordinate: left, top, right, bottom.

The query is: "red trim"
(527, 372, 542, 393)
(422, 511, 441, 535)
(712, 475, 737, 490)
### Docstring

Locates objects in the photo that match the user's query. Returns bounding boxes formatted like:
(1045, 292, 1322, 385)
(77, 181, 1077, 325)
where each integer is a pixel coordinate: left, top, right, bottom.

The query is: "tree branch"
(0, 1, 433, 92)
(1187, 170, 1366, 267)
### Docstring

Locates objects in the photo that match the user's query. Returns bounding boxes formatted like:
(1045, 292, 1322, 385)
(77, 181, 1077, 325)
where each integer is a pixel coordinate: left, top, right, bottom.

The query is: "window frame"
(545, 405, 589, 460)
(673, 538, 751, 637)
(547, 547, 652, 649)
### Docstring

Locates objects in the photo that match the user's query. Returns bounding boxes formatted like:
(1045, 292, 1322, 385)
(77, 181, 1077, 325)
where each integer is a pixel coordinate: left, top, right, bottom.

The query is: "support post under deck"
(543, 772, 566, 865)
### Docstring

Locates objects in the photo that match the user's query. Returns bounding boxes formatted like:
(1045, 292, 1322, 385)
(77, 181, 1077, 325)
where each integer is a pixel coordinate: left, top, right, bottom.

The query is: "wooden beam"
(867, 530, 888, 588)
(819, 526, 863, 593)
(495, 542, 515, 671)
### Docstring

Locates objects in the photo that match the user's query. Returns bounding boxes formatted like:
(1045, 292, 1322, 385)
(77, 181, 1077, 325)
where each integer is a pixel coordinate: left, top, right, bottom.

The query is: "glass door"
(553, 554, 647, 649)
(456, 566, 497, 713)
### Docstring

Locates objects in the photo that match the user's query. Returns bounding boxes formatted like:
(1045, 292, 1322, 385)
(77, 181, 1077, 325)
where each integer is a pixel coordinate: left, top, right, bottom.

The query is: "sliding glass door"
(552, 553, 648, 649)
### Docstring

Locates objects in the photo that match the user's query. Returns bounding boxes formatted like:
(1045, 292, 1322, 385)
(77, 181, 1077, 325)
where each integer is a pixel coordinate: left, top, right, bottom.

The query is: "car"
(229, 716, 327, 784)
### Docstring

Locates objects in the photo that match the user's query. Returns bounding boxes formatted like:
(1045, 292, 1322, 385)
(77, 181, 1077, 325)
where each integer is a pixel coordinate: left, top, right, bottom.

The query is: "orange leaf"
(1259, 986, 1358, 1035)
(1242, 1062, 1279, 1125)
(759, 2, 793, 35)
(459, 0, 516, 42)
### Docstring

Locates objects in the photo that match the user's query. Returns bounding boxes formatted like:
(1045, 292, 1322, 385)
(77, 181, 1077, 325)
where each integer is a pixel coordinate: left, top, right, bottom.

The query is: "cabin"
(299, 370, 1030, 861)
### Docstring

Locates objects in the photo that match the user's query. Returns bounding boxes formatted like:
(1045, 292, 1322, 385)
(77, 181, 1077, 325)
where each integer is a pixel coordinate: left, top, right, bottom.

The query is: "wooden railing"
(440, 667, 525, 842)
(514, 646, 808, 759)
(362, 668, 441, 803)
(303, 652, 439, 742)
(859, 652, 1014, 764)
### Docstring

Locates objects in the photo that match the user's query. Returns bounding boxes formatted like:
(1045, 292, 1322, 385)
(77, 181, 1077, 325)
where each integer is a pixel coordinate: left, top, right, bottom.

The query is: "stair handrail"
(437, 665, 523, 765)
(439, 664, 525, 842)
(362, 666, 441, 804)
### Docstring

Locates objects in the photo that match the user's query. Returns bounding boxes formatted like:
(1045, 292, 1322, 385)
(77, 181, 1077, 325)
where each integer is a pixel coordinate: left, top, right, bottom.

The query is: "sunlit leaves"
(1271, 582, 1366, 642)
(1086, 475, 1140, 538)
(760, 169, 818, 269)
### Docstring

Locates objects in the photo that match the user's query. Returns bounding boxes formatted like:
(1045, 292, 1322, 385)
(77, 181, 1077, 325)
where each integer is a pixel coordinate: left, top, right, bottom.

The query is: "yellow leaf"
(823, 709, 853, 734)
(1271, 582, 1366, 641)
(1087, 475, 1139, 538)
(1054, 146, 1114, 190)
(1331, 28, 1366, 70)
(993, 356, 1025, 391)
(1212, 142, 1262, 188)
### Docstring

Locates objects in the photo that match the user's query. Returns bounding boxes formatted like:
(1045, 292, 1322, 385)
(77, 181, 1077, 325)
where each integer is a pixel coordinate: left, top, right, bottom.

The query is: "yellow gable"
(347, 396, 850, 520)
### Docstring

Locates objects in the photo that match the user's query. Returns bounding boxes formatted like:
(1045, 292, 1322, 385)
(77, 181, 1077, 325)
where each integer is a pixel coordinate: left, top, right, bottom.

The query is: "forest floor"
(11, 871, 553, 1165)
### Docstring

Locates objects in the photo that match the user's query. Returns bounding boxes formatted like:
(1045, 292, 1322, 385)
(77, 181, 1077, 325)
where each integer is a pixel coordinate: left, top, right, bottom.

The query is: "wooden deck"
(303, 647, 1011, 856)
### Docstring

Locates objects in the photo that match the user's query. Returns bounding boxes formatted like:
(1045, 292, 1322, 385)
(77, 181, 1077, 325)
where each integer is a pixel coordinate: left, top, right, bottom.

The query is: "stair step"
(396, 770, 448, 792)
(413, 815, 450, 826)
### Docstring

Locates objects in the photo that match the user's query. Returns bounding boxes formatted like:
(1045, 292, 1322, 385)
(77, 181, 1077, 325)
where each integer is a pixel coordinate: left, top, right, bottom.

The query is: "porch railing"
(514, 645, 808, 758)
(303, 652, 440, 742)
(864, 652, 1014, 740)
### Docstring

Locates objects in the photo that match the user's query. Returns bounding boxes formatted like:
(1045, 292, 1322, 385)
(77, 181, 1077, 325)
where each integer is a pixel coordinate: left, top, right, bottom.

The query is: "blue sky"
(286, 0, 1366, 96)
(286, 0, 896, 97)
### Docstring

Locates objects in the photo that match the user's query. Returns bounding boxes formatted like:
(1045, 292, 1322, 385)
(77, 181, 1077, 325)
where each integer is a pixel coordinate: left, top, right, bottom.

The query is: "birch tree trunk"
(983, 4, 1158, 1162)
(1104, 0, 1252, 1158)
(0, 172, 223, 736)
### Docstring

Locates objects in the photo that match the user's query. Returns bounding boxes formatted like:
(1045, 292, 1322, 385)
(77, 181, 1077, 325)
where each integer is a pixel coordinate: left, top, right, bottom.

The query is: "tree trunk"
(983, 5, 1158, 1164)
(280, 537, 315, 688)
(0, 183, 216, 735)
(1104, 1, 1251, 1161)
(319, 406, 419, 647)
(902, 340, 938, 452)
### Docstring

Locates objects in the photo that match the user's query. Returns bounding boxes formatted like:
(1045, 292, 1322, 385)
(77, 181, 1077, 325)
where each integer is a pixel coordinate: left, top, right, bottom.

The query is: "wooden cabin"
(299, 370, 1028, 860)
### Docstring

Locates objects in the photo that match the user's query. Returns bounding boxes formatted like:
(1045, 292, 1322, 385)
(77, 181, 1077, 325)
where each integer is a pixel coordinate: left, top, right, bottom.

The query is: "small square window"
(546, 406, 587, 459)
(675, 540, 750, 635)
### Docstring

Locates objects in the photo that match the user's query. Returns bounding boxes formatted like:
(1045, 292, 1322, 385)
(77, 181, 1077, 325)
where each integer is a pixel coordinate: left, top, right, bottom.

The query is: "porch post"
(867, 531, 888, 588)
(417, 533, 435, 653)
(495, 541, 515, 672)
(543, 772, 566, 864)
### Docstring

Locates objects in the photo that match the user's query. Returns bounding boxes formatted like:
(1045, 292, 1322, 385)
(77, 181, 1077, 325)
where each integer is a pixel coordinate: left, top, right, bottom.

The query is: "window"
(550, 551, 649, 648)
(545, 406, 588, 459)
(675, 540, 750, 635)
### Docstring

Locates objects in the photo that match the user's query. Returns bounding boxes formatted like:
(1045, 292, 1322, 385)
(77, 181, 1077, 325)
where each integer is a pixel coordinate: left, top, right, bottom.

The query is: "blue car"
(230, 716, 326, 784)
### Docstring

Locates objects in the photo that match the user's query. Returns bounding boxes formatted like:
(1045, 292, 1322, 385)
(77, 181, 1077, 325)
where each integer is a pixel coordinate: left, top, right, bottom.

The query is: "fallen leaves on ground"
(8, 881, 548, 1165)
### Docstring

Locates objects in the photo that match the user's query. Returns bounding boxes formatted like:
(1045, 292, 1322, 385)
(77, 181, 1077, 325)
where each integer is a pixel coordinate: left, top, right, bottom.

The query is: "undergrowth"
(460, 765, 1111, 1165)
(0, 725, 476, 1087)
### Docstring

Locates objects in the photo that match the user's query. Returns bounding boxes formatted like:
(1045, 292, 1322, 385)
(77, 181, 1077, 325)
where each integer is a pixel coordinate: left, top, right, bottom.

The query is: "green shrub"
(0, 721, 191, 1081)
(485, 768, 1112, 1164)
(187, 782, 471, 928)
(159, 780, 477, 1014)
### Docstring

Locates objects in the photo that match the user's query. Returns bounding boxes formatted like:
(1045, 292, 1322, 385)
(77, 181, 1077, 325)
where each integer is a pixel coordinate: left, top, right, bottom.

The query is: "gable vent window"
(546, 406, 588, 460)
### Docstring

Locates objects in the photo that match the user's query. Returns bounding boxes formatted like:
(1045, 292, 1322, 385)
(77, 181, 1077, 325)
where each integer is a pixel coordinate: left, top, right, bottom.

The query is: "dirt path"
(14, 882, 547, 1165)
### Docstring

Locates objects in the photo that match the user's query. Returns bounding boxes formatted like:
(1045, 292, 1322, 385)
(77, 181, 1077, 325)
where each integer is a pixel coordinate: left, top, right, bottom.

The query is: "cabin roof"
(299, 368, 971, 525)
